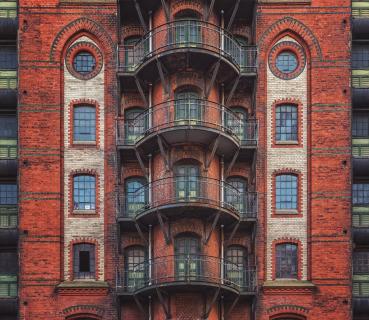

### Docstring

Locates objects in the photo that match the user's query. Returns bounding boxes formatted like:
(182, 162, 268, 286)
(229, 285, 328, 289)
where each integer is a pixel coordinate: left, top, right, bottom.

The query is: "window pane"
(73, 244, 95, 279)
(353, 184, 369, 205)
(353, 113, 369, 137)
(354, 251, 369, 274)
(276, 105, 298, 141)
(352, 46, 369, 69)
(0, 184, 17, 205)
(125, 247, 146, 290)
(125, 178, 147, 216)
(276, 244, 298, 279)
(0, 46, 17, 69)
(125, 108, 146, 143)
(73, 176, 96, 210)
(73, 51, 96, 74)
(73, 106, 96, 141)
(276, 175, 298, 210)
(276, 51, 298, 73)
(0, 117, 17, 138)
(225, 177, 247, 213)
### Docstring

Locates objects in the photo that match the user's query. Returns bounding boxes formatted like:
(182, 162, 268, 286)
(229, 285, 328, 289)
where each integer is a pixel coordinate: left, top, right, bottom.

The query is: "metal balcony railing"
(0, 275, 17, 297)
(353, 1, 369, 17)
(0, 205, 17, 228)
(0, 139, 17, 159)
(117, 99, 258, 147)
(353, 138, 369, 157)
(119, 176, 257, 220)
(118, 20, 257, 74)
(0, 1, 16, 19)
(116, 255, 256, 294)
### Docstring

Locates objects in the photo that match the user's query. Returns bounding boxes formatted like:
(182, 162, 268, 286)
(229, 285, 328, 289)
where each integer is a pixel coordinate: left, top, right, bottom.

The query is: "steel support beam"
(135, 149, 149, 179)
(135, 76, 148, 107)
(156, 288, 171, 319)
(135, 222, 148, 246)
(133, 0, 148, 33)
(161, 0, 170, 22)
(226, 0, 241, 31)
(225, 295, 239, 319)
(226, 149, 239, 177)
(204, 211, 221, 244)
(134, 295, 148, 319)
(206, 0, 216, 21)
(156, 58, 169, 95)
(157, 210, 171, 244)
(205, 135, 220, 170)
(225, 76, 240, 106)
(157, 135, 170, 171)
(205, 60, 220, 99)
(203, 287, 220, 319)
(226, 221, 240, 243)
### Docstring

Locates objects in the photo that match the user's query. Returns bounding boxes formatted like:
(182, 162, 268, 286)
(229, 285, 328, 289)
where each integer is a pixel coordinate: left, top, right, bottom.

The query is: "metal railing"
(117, 99, 258, 147)
(353, 2, 369, 17)
(119, 176, 257, 220)
(0, 205, 17, 228)
(116, 255, 256, 294)
(0, 139, 17, 159)
(118, 20, 257, 74)
(0, 275, 17, 297)
(0, 1, 17, 19)
(352, 138, 369, 157)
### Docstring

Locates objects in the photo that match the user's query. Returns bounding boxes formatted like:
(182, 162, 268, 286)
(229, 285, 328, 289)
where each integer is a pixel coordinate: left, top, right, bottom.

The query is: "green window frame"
(175, 236, 201, 281)
(125, 177, 148, 217)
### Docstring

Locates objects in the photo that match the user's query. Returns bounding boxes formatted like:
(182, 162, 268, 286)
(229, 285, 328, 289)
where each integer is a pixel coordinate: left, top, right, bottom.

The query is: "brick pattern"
(63, 36, 105, 281)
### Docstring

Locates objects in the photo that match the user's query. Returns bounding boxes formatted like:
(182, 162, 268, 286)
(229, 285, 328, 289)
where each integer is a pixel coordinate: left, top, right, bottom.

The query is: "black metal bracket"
(161, 0, 170, 22)
(156, 288, 171, 319)
(205, 135, 220, 170)
(225, 149, 240, 177)
(226, 76, 240, 106)
(117, 222, 122, 254)
(205, 60, 220, 99)
(135, 76, 148, 107)
(117, 151, 122, 185)
(225, 295, 239, 318)
(135, 222, 148, 246)
(157, 134, 171, 171)
(226, 221, 240, 244)
(226, 0, 241, 31)
(157, 210, 171, 244)
(133, 294, 149, 319)
(135, 149, 149, 179)
(156, 58, 170, 95)
(205, 0, 216, 21)
(250, 150, 257, 185)
(133, 0, 148, 33)
(204, 211, 221, 244)
(203, 287, 220, 319)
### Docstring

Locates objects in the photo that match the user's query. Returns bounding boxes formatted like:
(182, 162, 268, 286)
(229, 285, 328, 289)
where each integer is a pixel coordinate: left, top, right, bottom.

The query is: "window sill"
(263, 280, 315, 288)
(72, 141, 97, 147)
(275, 210, 299, 214)
(275, 140, 299, 145)
(72, 210, 97, 216)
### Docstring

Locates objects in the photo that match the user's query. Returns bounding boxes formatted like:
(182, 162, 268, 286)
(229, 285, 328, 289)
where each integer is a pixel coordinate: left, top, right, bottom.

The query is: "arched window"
(124, 108, 147, 144)
(175, 164, 200, 200)
(175, 90, 202, 124)
(174, 11, 201, 45)
(73, 175, 96, 211)
(175, 235, 201, 280)
(225, 177, 247, 214)
(275, 105, 298, 142)
(275, 174, 298, 211)
(125, 177, 147, 217)
(225, 246, 248, 286)
(226, 107, 248, 142)
(73, 105, 96, 142)
(73, 243, 95, 279)
(125, 246, 147, 291)
(275, 243, 298, 279)
(124, 36, 141, 69)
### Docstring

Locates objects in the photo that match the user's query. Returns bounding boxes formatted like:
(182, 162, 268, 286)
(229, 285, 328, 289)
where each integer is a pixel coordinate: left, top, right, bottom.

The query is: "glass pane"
(353, 184, 369, 205)
(276, 244, 298, 279)
(276, 105, 298, 141)
(73, 51, 96, 74)
(73, 106, 96, 141)
(276, 175, 298, 210)
(276, 51, 298, 73)
(73, 176, 96, 210)
(125, 178, 147, 216)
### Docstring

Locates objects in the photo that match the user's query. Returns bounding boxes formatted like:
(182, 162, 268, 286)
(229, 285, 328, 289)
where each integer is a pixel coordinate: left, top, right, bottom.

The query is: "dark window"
(0, 184, 17, 205)
(353, 113, 369, 137)
(226, 246, 247, 285)
(0, 251, 17, 297)
(276, 105, 298, 141)
(73, 175, 96, 210)
(0, 117, 17, 138)
(353, 183, 369, 205)
(124, 108, 147, 144)
(276, 51, 298, 73)
(125, 246, 146, 290)
(276, 243, 298, 279)
(73, 106, 96, 142)
(175, 236, 200, 280)
(73, 243, 95, 279)
(225, 177, 247, 213)
(352, 46, 369, 69)
(276, 174, 298, 210)
(0, 46, 17, 69)
(226, 107, 247, 141)
(125, 177, 147, 217)
(175, 91, 202, 122)
(175, 165, 200, 200)
(354, 251, 369, 274)
(73, 51, 96, 74)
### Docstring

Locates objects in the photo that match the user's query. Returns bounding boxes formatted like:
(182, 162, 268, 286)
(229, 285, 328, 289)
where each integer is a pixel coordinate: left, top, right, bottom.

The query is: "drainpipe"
(148, 83, 153, 128)
(221, 83, 225, 128)
(149, 11, 153, 53)
(220, 11, 224, 52)
(221, 224, 224, 284)
(149, 224, 152, 285)
(220, 156, 224, 203)
(148, 154, 152, 203)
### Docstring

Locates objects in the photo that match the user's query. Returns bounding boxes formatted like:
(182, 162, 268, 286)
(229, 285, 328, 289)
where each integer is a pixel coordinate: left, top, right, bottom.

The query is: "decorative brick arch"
(50, 17, 115, 61)
(258, 17, 322, 60)
(267, 304, 309, 319)
(62, 304, 104, 318)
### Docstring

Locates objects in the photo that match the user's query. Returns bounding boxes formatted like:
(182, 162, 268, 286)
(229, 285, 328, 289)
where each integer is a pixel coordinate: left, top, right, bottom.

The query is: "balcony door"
(225, 177, 247, 214)
(175, 236, 201, 281)
(225, 246, 248, 288)
(175, 165, 200, 201)
(175, 91, 202, 125)
(225, 107, 247, 142)
(174, 14, 201, 46)
(124, 108, 147, 144)
(125, 246, 147, 291)
(125, 177, 147, 217)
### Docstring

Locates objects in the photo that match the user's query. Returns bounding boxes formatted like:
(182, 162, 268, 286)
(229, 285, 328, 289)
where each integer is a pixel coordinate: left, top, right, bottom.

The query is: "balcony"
(116, 255, 256, 297)
(118, 176, 257, 227)
(0, 139, 17, 176)
(0, 1, 17, 38)
(117, 99, 258, 161)
(118, 21, 257, 83)
(0, 274, 17, 315)
(352, 1, 369, 39)
(0, 205, 17, 246)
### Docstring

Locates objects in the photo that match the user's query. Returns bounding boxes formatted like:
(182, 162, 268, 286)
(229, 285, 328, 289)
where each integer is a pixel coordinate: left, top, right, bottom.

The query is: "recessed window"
(353, 113, 369, 137)
(125, 177, 147, 217)
(73, 106, 96, 142)
(276, 51, 298, 73)
(125, 246, 147, 291)
(73, 175, 96, 211)
(73, 51, 96, 75)
(276, 105, 298, 142)
(276, 174, 298, 211)
(226, 246, 247, 286)
(73, 243, 95, 279)
(225, 177, 247, 213)
(175, 165, 200, 200)
(353, 183, 369, 205)
(352, 45, 369, 69)
(276, 243, 298, 279)
(175, 235, 200, 280)
(124, 108, 147, 144)
(175, 91, 202, 122)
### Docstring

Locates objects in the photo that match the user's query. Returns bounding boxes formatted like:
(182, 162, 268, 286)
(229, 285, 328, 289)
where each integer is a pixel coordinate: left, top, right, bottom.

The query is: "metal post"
(221, 156, 224, 203)
(149, 11, 153, 54)
(220, 11, 225, 52)
(148, 154, 152, 204)
(149, 225, 152, 285)
(221, 225, 224, 284)
(149, 83, 153, 129)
